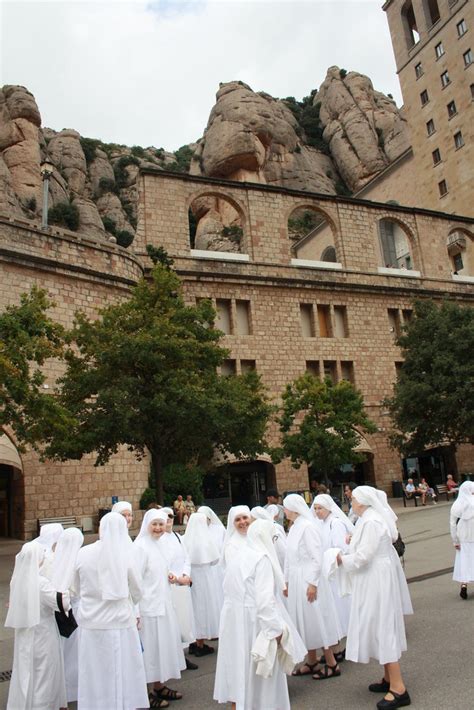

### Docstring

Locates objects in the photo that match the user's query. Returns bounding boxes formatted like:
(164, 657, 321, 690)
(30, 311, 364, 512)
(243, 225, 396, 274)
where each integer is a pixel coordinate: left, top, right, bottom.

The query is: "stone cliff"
(0, 69, 410, 247)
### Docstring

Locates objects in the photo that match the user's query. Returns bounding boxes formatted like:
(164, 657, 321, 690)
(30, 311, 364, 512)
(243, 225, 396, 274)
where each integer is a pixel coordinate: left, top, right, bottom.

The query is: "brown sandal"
(292, 662, 319, 676)
(149, 693, 169, 708)
(154, 686, 183, 701)
(312, 663, 341, 680)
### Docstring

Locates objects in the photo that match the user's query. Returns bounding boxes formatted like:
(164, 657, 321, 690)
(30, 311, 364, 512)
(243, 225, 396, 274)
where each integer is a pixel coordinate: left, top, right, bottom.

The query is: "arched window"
(189, 193, 245, 253)
(378, 219, 413, 270)
(321, 246, 337, 263)
(288, 206, 336, 262)
(401, 0, 420, 48)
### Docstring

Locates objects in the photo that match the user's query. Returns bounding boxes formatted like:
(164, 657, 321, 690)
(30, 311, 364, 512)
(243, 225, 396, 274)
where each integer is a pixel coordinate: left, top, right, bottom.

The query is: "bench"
(402, 487, 420, 507)
(37, 516, 83, 533)
(435, 484, 457, 501)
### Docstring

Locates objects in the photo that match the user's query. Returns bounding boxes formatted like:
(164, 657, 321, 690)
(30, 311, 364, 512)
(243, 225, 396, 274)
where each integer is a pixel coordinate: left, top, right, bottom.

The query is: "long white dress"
(74, 541, 149, 710)
(285, 516, 342, 650)
(7, 576, 68, 710)
(135, 537, 186, 683)
(451, 507, 474, 582)
(190, 561, 224, 639)
(341, 507, 407, 664)
(320, 514, 352, 637)
(214, 550, 290, 710)
(159, 531, 196, 647)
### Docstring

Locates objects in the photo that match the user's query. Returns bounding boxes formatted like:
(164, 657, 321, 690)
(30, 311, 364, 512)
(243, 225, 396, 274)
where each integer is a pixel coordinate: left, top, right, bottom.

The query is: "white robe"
(341, 508, 407, 664)
(7, 577, 67, 710)
(214, 550, 295, 710)
(74, 541, 149, 710)
(320, 514, 352, 637)
(190, 561, 224, 639)
(159, 531, 196, 647)
(451, 508, 474, 582)
(136, 537, 186, 683)
(285, 516, 342, 650)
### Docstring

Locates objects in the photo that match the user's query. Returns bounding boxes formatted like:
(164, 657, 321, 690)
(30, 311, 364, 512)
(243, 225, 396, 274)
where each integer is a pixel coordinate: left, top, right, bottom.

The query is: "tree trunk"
(151, 448, 164, 505)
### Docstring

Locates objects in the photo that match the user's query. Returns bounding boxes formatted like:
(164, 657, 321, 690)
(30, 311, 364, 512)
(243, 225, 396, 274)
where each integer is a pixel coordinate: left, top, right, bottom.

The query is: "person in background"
(417, 478, 437, 506)
(446, 474, 459, 499)
(183, 495, 196, 524)
(174, 495, 186, 525)
(264, 489, 285, 527)
(450, 481, 474, 600)
(343, 484, 358, 524)
(404, 478, 421, 502)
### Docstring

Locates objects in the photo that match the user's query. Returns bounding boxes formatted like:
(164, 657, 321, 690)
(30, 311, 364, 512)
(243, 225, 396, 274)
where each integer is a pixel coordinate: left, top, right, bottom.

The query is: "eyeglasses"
(167, 514, 174, 519)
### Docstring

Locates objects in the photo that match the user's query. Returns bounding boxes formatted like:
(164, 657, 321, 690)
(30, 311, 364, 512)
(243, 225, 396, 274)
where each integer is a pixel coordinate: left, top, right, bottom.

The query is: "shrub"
(113, 155, 140, 189)
(131, 145, 145, 158)
(139, 487, 157, 510)
(116, 230, 134, 248)
(294, 144, 301, 153)
(48, 201, 80, 231)
(221, 225, 243, 243)
(80, 137, 101, 165)
(163, 463, 205, 507)
(167, 145, 194, 174)
(335, 180, 352, 197)
(339, 68, 348, 79)
(98, 177, 117, 195)
(120, 199, 137, 229)
(102, 216, 117, 235)
(25, 196, 37, 212)
(388, 93, 393, 99)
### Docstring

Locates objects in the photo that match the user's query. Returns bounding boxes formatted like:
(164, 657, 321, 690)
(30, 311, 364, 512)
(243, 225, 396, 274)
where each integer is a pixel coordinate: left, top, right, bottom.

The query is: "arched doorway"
(202, 457, 276, 513)
(0, 434, 24, 538)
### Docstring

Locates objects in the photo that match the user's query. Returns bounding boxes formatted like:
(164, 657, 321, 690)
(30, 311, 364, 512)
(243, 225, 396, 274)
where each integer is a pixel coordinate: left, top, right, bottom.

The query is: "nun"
(214, 519, 305, 710)
(134, 509, 186, 706)
(182, 512, 223, 656)
(198, 505, 226, 551)
(283, 493, 342, 680)
(6, 540, 69, 710)
(251, 506, 287, 571)
(337, 486, 410, 710)
(450, 480, 474, 599)
(111, 500, 134, 530)
(35, 522, 64, 579)
(222, 505, 252, 565)
(74, 512, 148, 710)
(312, 493, 354, 642)
(51, 527, 84, 705)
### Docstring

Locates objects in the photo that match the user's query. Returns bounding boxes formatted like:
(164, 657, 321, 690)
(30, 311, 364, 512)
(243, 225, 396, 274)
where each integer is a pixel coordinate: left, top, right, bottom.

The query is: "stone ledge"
(190, 248, 250, 262)
(291, 258, 343, 271)
(377, 266, 421, 278)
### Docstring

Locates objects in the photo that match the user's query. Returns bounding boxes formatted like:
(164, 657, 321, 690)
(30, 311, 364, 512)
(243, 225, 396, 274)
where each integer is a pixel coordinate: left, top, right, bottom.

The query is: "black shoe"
(188, 642, 197, 655)
(369, 679, 390, 693)
(376, 690, 411, 709)
(185, 656, 198, 670)
(193, 645, 214, 657)
(460, 585, 468, 599)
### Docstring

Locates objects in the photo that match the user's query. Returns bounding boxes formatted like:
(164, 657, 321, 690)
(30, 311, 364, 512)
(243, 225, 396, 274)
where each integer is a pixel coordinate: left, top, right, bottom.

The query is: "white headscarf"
(5, 541, 44, 628)
(98, 512, 132, 601)
(182, 512, 220, 564)
(352, 486, 398, 541)
(266, 504, 280, 520)
(221, 505, 251, 562)
(312, 494, 355, 534)
(198, 505, 225, 530)
(51, 527, 84, 593)
(135, 508, 169, 543)
(162, 507, 174, 516)
(282, 493, 313, 522)
(36, 523, 64, 552)
(111, 501, 132, 514)
(247, 519, 286, 592)
(250, 506, 273, 521)
(452, 481, 474, 521)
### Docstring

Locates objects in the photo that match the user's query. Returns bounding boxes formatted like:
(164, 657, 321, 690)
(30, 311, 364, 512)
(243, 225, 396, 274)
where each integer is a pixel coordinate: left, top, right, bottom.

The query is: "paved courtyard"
(1, 500, 473, 709)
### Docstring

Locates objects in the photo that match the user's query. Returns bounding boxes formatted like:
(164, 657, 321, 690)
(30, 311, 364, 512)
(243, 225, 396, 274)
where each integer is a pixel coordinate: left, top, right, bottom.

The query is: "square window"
(432, 148, 441, 165)
(323, 360, 337, 384)
(447, 100, 457, 118)
(235, 300, 251, 335)
(340, 361, 355, 384)
(463, 48, 473, 66)
(216, 299, 232, 335)
(457, 19, 467, 37)
(300, 303, 315, 337)
(454, 131, 464, 149)
(440, 70, 450, 88)
(306, 360, 320, 378)
(426, 119, 436, 136)
(438, 179, 448, 197)
(415, 62, 423, 78)
(317, 305, 332, 337)
(333, 306, 349, 338)
(221, 359, 236, 376)
(240, 359, 256, 373)
(388, 309, 401, 338)
(435, 42, 445, 59)
(420, 89, 429, 106)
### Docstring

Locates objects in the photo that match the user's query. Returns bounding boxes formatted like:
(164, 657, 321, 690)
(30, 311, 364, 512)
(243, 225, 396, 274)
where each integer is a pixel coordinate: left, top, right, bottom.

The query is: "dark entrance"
(0, 464, 24, 538)
(402, 446, 456, 485)
(203, 460, 276, 513)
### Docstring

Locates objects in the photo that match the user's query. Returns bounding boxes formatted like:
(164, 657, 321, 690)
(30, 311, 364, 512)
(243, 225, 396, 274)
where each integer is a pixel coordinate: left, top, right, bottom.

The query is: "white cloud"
(0, 0, 402, 151)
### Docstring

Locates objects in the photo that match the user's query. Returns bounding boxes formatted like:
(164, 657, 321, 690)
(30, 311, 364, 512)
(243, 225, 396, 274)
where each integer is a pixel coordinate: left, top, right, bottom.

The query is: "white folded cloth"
(251, 625, 299, 678)
(323, 547, 352, 596)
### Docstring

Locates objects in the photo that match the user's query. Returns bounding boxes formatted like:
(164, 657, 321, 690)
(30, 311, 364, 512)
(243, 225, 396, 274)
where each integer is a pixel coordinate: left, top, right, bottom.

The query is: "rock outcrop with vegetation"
(0, 70, 409, 247)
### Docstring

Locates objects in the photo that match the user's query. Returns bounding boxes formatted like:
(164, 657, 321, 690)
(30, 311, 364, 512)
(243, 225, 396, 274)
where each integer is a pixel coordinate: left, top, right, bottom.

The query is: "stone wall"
(0, 217, 149, 538)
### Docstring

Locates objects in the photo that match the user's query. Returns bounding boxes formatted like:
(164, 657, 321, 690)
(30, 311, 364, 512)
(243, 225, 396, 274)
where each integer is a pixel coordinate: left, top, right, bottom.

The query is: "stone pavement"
(1, 500, 473, 709)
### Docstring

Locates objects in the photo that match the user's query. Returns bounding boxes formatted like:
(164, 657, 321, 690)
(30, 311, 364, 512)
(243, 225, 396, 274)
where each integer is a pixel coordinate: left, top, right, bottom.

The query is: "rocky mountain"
(0, 69, 410, 247)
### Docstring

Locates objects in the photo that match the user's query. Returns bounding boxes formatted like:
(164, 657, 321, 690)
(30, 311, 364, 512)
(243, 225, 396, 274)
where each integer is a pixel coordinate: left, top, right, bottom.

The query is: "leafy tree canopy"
(274, 374, 376, 476)
(0, 287, 72, 450)
(47, 260, 272, 501)
(386, 299, 474, 454)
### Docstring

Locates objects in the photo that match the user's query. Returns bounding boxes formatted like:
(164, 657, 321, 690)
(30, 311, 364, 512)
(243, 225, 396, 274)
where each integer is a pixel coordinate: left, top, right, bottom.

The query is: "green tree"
(47, 262, 271, 502)
(386, 299, 474, 455)
(274, 374, 376, 478)
(0, 287, 72, 450)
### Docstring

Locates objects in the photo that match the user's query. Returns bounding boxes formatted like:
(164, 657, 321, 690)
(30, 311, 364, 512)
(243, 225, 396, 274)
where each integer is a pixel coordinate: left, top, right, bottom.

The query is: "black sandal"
(312, 663, 341, 680)
(334, 649, 346, 663)
(155, 686, 183, 701)
(292, 662, 319, 676)
(149, 693, 169, 708)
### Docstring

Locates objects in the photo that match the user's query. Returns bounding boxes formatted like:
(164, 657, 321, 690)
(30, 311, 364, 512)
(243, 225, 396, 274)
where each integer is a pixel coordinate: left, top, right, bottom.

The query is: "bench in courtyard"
(37, 516, 83, 533)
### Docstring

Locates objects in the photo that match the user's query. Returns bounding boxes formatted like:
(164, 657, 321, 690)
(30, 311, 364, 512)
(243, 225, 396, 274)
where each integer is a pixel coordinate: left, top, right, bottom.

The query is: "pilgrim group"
(5, 481, 474, 710)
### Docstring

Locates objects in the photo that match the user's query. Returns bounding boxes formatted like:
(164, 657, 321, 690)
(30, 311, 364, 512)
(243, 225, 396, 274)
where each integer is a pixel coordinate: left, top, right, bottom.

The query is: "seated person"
(418, 477, 437, 505)
(446, 474, 459, 498)
(173, 494, 186, 525)
(404, 478, 421, 498)
(183, 494, 196, 524)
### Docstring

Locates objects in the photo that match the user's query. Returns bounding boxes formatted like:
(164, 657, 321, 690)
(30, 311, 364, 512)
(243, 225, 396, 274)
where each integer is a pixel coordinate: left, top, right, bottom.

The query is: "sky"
(0, 0, 402, 151)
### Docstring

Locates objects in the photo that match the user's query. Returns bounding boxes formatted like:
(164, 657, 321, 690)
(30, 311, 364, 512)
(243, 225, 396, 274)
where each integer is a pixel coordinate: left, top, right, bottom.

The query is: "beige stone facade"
(382, 0, 473, 216)
(137, 169, 474, 499)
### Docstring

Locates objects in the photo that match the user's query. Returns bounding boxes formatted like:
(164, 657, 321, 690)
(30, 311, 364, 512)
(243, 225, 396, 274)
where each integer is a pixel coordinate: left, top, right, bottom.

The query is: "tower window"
(317, 305, 332, 338)
(333, 306, 349, 338)
(432, 148, 441, 165)
(425, 0, 440, 27)
(457, 19, 467, 37)
(471, 84, 474, 100)
(454, 131, 464, 149)
(435, 42, 445, 59)
(415, 62, 423, 79)
(340, 361, 355, 384)
(300, 303, 315, 338)
(440, 70, 450, 88)
(216, 299, 232, 335)
(420, 90, 429, 106)
(447, 100, 457, 118)
(402, 1, 420, 48)
(463, 48, 473, 67)
(438, 180, 448, 197)
(235, 300, 251, 335)
(426, 119, 436, 135)
(323, 360, 337, 384)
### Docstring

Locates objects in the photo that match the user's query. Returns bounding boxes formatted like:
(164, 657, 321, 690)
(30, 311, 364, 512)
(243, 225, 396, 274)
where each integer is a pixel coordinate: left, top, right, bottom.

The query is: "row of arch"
(186, 190, 473, 277)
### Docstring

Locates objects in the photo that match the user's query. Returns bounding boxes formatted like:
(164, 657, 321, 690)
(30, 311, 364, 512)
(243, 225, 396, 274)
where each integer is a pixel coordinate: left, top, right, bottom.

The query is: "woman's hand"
(177, 574, 190, 586)
(454, 543, 461, 550)
(306, 584, 317, 603)
(336, 553, 343, 566)
(283, 586, 288, 598)
(168, 573, 177, 584)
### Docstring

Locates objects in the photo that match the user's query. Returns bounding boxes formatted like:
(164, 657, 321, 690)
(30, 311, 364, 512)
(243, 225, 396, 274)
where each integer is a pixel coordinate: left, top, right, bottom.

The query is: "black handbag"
(392, 533, 406, 558)
(55, 592, 78, 638)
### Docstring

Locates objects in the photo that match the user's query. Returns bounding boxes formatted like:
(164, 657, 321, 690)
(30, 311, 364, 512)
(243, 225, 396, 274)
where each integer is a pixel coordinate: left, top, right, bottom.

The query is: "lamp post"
(40, 159, 54, 229)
